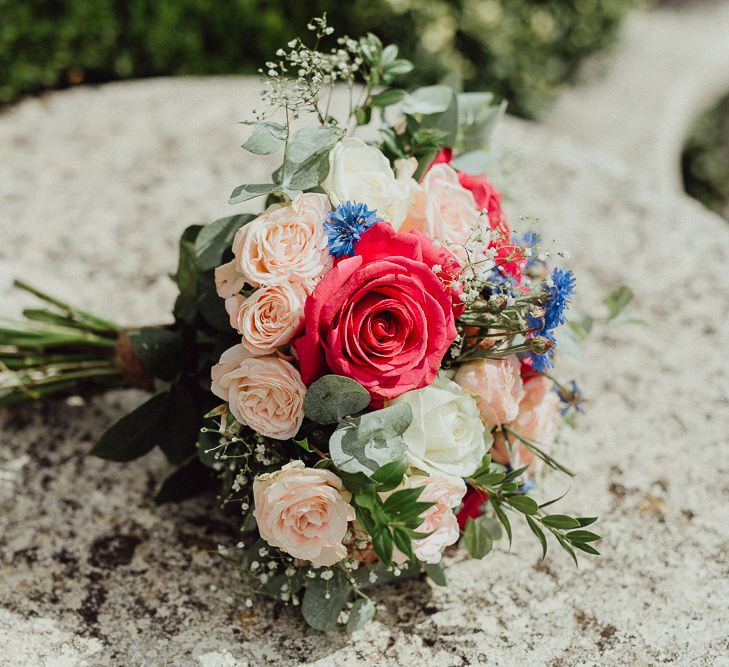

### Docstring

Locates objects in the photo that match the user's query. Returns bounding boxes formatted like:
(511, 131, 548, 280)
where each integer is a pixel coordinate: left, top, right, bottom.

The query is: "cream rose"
(224, 281, 307, 355)
(323, 138, 414, 230)
(389, 373, 490, 478)
(210, 346, 305, 440)
(253, 461, 355, 567)
(408, 473, 467, 564)
(454, 355, 525, 429)
(232, 192, 332, 288)
(400, 163, 484, 264)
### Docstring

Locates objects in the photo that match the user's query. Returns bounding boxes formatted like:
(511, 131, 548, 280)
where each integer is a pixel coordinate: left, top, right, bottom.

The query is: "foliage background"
(681, 93, 729, 222)
(1, 0, 633, 117)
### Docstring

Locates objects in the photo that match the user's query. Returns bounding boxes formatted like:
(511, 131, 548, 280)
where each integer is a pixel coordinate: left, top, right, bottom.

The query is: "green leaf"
(480, 516, 503, 541)
(506, 495, 539, 515)
(347, 598, 376, 633)
(302, 569, 352, 632)
(392, 527, 414, 561)
(128, 328, 182, 382)
(577, 517, 598, 527)
(304, 374, 371, 424)
(154, 457, 217, 504)
(403, 85, 454, 115)
(462, 517, 493, 559)
(603, 286, 634, 320)
(90, 393, 168, 461)
(328, 404, 411, 476)
(454, 94, 507, 166)
(194, 214, 252, 271)
(541, 514, 581, 529)
(156, 381, 201, 464)
(372, 527, 394, 565)
(450, 150, 496, 175)
(383, 487, 432, 524)
(282, 126, 341, 190)
(229, 183, 289, 205)
(293, 437, 313, 452)
(424, 562, 447, 586)
(472, 471, 506, 486)
(526, 515, 548, 559)
(338, 470, 374, 495)
(371, 88, 406, 107)
(383, 59, 414, 78)
(173, 225, 202, 322)
(572, 542, 601, 556)
(371, 458, 406, 492)
(241, 121, 287, 155)
(566, 530, 601, 544)
(491, 498, 512, 547)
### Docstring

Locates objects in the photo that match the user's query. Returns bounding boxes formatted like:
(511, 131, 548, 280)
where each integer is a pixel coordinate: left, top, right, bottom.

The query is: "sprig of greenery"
(467, 454, 601, 564)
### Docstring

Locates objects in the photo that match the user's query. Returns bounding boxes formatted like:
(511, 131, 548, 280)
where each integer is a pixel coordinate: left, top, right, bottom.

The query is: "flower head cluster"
(323, 201, 382, 257)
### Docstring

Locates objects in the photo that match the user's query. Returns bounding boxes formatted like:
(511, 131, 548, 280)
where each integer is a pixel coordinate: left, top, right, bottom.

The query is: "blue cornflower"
(528, 267, 576, 335)
(529, 331, 555, 373)
(557, 379, 585, 415)
(543, 268, 575, 330)
(323, 201, 382, 257)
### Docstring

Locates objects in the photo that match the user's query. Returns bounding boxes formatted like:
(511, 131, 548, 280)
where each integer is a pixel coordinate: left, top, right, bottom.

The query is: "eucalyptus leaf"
(194, 214, 252, 271)
(229, 183, 287, 205)
(241, 121, 287, 155)
(347, 598, 376, 633)
(450, 150, 496, 176)
(462, 517, 493, 559)
(304, 374, 371, 425)
(456, 95, 507, 156)
(301, 570, 351, 632)
(329, 424, 407, 476)
(402, 85, 454, 115)
(424, 562, 447, 586)
(282, 126, 341, 190)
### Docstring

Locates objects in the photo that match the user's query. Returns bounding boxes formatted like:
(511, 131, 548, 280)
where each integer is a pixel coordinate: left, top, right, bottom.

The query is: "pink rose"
(400, 163, 483, 265)
(506, 376, 561, 471)
(231, 192, 332, 289)
(224, 281, 307, 355)
(253, 461, 355, 567)
(210, 346, 305, 440)
(395, 473, 466, 565)
(294, 222, 458, 405)
(454, 355, 525, 429)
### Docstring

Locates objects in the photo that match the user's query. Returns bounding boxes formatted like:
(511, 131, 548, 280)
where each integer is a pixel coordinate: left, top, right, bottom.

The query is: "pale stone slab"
(2, 11, 729, 663)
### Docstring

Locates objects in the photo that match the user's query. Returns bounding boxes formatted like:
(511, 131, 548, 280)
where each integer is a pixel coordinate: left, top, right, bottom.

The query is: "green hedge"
(0, 0, 634, 117)
(682, 93, 729, 221)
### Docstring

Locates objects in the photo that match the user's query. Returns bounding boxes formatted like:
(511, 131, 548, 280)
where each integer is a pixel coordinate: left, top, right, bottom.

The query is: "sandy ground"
(2, 6, 729, 666)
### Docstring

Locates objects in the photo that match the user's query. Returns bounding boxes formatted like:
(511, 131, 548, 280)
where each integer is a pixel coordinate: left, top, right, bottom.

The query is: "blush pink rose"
(210, 346, 305, 440)
(225, 281, 307, 355)
(399, 163, 483, 265)
(394, 473, 466, 565)
(253, 461, 355, 567)
(454, 355, 525, 429)
(294, 222, 458, 405)
(231, 192, 332, 289)
(506, 376, 561, 471)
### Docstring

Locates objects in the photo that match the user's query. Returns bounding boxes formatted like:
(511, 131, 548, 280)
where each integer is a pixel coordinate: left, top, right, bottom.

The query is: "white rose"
(389, 373, 490, 478)
(323, 138, 414, 230)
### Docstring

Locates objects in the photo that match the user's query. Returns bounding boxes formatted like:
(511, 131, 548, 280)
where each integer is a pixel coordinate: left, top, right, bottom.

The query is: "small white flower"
(320, 570, 334, 580)
(432, 264, 443, 274)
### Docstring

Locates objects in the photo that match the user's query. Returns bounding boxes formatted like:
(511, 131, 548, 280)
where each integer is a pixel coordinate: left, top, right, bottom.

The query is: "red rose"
(456, 487, 489, 530)
(294, 222, 458, 404)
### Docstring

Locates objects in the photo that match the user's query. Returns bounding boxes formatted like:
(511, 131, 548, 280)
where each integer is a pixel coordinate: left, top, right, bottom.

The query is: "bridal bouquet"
(1, 17, 623, 632)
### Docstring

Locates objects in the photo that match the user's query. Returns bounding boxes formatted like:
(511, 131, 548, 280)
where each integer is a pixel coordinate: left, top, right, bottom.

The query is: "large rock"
(2, 21, 729, 664)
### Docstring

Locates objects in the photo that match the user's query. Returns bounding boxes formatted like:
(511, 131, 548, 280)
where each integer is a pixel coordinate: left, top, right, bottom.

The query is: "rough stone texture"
(2, 6, 729, 666)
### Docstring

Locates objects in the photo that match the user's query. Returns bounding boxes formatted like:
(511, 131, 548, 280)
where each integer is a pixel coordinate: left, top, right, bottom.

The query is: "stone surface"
(2, 7, 729, 666)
